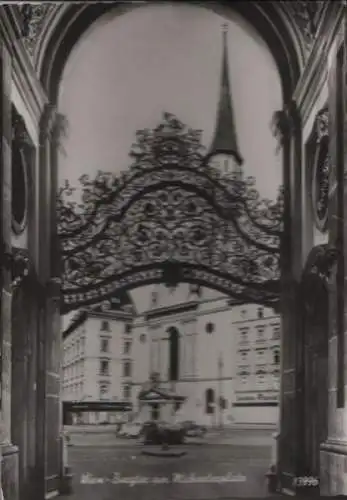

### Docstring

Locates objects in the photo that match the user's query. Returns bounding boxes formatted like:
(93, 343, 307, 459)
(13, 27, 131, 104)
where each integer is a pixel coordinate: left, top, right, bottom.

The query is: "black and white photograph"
(0, 1, 345, 499)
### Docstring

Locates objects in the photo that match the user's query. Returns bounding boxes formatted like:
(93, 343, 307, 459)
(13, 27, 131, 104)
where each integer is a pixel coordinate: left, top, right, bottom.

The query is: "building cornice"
(145, 301, 199, 321)
(232, 316, 280, 326)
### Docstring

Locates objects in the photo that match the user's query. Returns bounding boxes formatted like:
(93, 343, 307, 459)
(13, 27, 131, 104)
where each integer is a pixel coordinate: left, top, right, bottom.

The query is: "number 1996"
(293, 476, 319, 487)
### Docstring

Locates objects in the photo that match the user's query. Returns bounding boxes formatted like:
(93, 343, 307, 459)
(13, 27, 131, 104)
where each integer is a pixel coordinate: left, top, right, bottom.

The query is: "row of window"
(100, 335, 145, 355)
(239, 325, 280, 342)
(98, 383, 132, 400)
(237, 374, 280, 385)
(63, 336, 85, 362)
(100, 320, 133, 334)
(63, 382, 84, 398)
(240, 307, 266, 320)
(99, 359, 132, 378)
(63, 360, 84, 380)
(239, 349, 280, 364)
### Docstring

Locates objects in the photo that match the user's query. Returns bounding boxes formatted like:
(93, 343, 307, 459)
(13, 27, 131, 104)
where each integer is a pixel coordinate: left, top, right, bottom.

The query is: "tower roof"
(207, 25, 243, 165)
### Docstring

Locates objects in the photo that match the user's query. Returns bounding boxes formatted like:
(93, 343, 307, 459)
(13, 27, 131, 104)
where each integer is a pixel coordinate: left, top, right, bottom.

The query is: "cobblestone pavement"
(61, 443, 274, 500)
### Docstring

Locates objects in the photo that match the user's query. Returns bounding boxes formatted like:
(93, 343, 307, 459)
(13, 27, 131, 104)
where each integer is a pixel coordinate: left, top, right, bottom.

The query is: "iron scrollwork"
(58, 112, 284, 314)
(311, 107, 330, 233)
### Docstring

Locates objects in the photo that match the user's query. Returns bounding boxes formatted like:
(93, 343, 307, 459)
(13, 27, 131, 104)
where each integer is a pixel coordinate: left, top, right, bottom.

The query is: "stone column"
(320, 36, 347, 496)
(271, 102, 302, 493)
(36, 104, 64, 498)
(0, 41, 19, 500)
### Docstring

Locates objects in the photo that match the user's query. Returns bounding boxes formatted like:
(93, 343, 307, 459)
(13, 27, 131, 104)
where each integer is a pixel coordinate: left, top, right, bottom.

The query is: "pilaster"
(271, 102, 303, 493)
(0, 39, 19, 500)
(319, 22, 347, 496)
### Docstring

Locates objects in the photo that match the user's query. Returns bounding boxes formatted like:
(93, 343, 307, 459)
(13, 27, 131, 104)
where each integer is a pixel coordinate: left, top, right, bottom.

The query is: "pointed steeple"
(207, 24, 243, 165)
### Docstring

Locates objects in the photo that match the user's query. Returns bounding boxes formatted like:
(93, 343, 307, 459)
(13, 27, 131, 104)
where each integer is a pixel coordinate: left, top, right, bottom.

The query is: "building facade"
(232, 304, 280, 425)
(62, 296, 135, 423)
(131, 284, 280, 427)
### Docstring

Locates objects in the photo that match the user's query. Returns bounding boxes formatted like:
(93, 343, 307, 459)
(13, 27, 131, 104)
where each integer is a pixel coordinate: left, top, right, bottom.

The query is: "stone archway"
(4, 3, 339, 499)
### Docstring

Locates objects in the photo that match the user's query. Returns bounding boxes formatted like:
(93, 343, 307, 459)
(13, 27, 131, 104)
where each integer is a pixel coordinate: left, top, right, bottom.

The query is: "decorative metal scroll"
(311, 107, 330, 233)
(58, 112, 283, 314)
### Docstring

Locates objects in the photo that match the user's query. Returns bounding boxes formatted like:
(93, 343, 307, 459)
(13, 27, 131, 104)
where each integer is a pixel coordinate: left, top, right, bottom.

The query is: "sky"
(57, 3, 283, 315)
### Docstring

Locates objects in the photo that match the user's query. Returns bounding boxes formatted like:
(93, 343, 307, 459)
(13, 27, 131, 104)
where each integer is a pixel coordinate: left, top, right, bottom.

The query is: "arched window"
(257, 307, 264, 319)
(167, 326, 179, 381)
(205, 388, 215, 414)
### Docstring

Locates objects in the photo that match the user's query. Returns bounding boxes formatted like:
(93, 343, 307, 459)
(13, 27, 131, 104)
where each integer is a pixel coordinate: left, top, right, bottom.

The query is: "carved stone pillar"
(271, 102, 303, 493)
(320, 33, 347, 496)
(36, 104, 64, 498)
(0, 41, 19, 500)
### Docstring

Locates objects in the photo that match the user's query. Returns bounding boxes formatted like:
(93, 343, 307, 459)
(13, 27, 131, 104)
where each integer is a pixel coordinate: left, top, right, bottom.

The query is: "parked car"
(119, 422, 142, 438)
(143, 420, 185, 445)
(180, 420, 207, 437)
(117, 422, 142, 438)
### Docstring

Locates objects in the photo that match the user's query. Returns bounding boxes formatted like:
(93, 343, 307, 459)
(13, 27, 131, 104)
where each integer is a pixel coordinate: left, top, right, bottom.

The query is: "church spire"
(207, 24, 243, 165)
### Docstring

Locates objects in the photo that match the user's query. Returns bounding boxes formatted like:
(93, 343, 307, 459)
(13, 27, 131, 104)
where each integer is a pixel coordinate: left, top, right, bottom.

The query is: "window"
(100, 337, 109, 353)
(257, 374, 265, 385)
(239, 351, 248, 363)
(241, 375, 248, 384)
(273, 349, 280, 365)
(272, 326, 280, 340)
(205, 322, 215, 334)
(239, 328, 249, 344)
(241, 309, 247, 318)
(123, 361, 132, 377)
(140, 334, 146, 343)
(100, 359, 109, 376)
(124, 324, 132, 334)
(257, 307, 264, 319)
(151, 291, 158, 306)
(99, 383, 109, 399)
(174, 401, 181, 412)
(256, 326, 265, 338)
(101, 320, 110, 332)
(123, 385, 131, 400)
(151, 403, 160, 420)
(256, 350, 266, 363)
(123, 341, 131, 355)
(205, 388, 215, 414)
